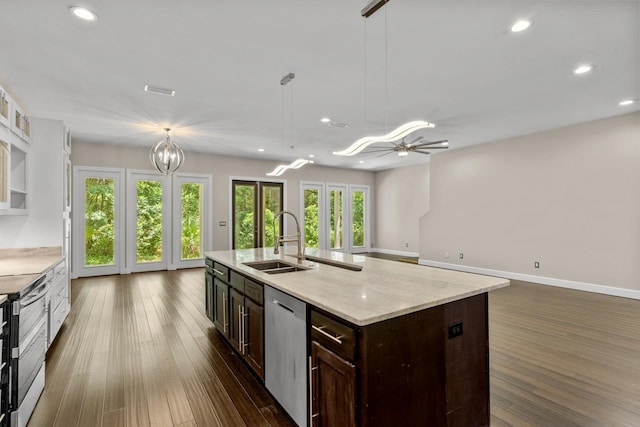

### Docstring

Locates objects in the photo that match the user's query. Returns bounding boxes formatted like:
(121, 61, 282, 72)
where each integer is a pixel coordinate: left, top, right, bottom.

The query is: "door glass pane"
(304, 188, 320, 248)
(352, 190, 365, 248)
(329, 190, 343, 249)
(262, 185, 282, 248)
(181, 182, 203, 260)
(136, 180, 163, 263)
(85, 177, 115, 266)
(234, 183, 256, 249)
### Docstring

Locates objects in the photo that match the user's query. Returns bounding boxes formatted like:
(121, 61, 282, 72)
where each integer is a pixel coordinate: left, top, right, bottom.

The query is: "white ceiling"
(0, 0, 638, 171)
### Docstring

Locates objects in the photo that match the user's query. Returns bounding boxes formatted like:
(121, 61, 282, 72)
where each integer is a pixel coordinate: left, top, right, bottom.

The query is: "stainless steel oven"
(8, 275, 47, 427)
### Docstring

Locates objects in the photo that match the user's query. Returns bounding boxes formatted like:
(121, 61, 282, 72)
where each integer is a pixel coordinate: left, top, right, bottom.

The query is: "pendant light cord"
(384, 4, 389, 133)
(364, 13, 368, 122)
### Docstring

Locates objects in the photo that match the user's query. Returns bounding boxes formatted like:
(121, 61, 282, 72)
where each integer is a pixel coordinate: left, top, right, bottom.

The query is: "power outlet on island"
(534, 261, 540, 268)
(459, 253, 464, 260)
(448, 321, 463, 339)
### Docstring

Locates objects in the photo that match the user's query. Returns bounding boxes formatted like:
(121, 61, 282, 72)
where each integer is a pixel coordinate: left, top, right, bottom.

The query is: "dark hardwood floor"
(28, 268, 640, 426)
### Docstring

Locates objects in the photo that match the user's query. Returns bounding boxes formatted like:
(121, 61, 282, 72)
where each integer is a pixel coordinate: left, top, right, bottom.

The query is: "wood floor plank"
(26, 268, 640, 427)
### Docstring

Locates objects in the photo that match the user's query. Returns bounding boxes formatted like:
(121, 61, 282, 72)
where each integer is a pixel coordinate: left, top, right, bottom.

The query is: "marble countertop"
(0, 247, 64, 295)
(205, 248, 509, 326)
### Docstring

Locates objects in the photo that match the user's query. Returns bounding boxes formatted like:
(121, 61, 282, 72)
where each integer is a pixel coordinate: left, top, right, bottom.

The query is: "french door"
(300, 182, 326, 249)
(74, 167, 125, 277)
(173, 174, 212, 269)
(301, 182, 370, 253)
(127, 170, 171, 272)
(232, 180, 283, 249)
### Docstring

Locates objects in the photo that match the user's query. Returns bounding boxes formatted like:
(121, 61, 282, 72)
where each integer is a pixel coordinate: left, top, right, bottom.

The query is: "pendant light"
(150, 128, 184, 175)
(266, 73, 309, 176)
(333, 0, 437, 158)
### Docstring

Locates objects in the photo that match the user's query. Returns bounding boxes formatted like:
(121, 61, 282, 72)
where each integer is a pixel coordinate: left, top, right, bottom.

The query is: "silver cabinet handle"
(223, 293, 227, 333)
(213, 268, 225, 276)
(309, 356, 318, 425)
(312, 325, 343, 344)
(242, 308, 249, 351)
(238, 304, 243, 353)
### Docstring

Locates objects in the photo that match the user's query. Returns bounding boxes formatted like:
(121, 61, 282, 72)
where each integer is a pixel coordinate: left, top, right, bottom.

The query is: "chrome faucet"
(273, 210, 304, 261)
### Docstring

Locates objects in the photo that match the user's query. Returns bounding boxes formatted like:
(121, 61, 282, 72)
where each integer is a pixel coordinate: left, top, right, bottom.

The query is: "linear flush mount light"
(333, 120, 435, 156)
(70, 6, 98, 21)
(619, 99, 635, 106)
(150, 128, 184, 175)
(266, 159, 309, 177)
(144, 84, 176, 96)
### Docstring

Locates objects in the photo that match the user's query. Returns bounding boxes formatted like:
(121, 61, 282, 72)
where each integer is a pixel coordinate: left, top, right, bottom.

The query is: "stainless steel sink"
(243, 260, 311, 274)
(285, 254, 363, 271)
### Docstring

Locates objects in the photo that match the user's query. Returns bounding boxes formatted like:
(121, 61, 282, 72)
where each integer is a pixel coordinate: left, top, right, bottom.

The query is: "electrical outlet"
(405, 243, 409, 248)
(459, 253, 464, 259)
(448, 321, 463, 339)
(534, 261, 540, 268)
(219, 221, 227, 226)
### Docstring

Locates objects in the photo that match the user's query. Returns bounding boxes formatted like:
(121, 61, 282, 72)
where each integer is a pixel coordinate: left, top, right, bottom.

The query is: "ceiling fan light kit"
(333, 120, 435, 156)
(150, 128, 184, 175)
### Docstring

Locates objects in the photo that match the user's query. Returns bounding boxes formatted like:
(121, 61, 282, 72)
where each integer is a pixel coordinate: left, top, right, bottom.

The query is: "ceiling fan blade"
(363, 148, 394, 154)
(412, 139, 448, 147)
(406, 136, 423, 145)
(412, 145, 448, 150)
(377, 151, 395, 158)
(413, 150, 432, 155)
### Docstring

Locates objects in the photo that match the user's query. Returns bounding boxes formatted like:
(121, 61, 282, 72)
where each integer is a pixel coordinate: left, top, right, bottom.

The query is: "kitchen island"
(204, 248, 509, 427)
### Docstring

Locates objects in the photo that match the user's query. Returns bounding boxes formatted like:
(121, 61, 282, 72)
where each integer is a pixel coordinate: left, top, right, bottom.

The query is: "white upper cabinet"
(0, 139, 9, 210)
(10, 95, 31, 144)
(0, 87, 10, 129)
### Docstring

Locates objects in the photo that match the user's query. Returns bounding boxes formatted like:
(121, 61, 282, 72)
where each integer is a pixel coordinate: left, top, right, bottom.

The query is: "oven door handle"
(20, 284, 48, 308)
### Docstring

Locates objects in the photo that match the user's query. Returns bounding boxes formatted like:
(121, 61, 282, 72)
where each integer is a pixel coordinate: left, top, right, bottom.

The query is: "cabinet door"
(0, 140, 8, 209)
(213, 279, 229, 338)
(245, 298, 264, 380)
(229, 288, 243, 352)
(311, 341, 356, 427)
(204, 271, 213, 321)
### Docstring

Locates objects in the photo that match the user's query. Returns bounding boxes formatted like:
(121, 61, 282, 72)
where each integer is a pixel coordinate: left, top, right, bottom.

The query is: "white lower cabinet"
(46, 259, 70, 348)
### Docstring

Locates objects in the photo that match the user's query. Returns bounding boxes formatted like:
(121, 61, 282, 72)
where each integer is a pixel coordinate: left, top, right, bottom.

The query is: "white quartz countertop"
(0, 247, 64, 295)
(204, 248, 509, 326)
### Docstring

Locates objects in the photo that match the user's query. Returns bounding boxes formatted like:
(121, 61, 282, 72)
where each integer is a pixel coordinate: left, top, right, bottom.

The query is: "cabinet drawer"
(311, 310, 356, 361)
(212, 262, 229, 282)
(205, 257, 214, 269)
(230, 270, 245, 292)
(244, 278, 263, 305)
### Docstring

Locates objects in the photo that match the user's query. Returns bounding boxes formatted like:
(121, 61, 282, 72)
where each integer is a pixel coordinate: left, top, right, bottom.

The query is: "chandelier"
(150, 128, 184, 175)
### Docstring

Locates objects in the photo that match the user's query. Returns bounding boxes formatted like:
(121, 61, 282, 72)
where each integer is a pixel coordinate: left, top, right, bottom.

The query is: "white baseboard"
(419, 259, 640, 301)
(371, 248, 419, 258)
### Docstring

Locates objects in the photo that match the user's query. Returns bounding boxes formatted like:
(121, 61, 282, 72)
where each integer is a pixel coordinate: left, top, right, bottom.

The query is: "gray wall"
(72, 141, 376, 251)
(374, 163, 429, 254)
(420, 112, 640, 292)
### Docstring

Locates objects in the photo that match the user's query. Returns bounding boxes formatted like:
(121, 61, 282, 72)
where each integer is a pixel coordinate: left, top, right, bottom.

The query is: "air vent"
(144, 84, 176, 96)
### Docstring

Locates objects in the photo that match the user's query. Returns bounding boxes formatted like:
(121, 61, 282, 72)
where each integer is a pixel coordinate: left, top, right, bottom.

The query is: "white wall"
(374, 163, 429, 255)
(0, 118, 64, 248)
(420, 112, 640, 294)
(71, 141, 376, 251)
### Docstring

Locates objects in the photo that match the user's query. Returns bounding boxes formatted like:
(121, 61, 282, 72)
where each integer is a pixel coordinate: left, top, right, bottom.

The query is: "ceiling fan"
(362, 136, 449, 157)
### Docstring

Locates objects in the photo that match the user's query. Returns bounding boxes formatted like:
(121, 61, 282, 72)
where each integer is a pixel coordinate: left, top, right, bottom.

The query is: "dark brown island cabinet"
(206, 258, 265, 379)
(205, 256, 490, 427)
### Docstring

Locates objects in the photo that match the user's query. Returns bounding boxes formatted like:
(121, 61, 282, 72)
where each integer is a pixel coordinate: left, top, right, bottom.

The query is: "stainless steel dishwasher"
(264, 285, 307, 427)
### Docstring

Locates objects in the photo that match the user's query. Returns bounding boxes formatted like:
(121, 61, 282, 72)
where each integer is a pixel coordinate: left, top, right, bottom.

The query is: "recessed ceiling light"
(320, 117, 331, 123)
(308, 154, 315, 158)
(258, 148, 265, 152)
(309, 160, 315, 164)
(619, 99, 635, 106)
(144, 84, 176, 96)
(442, 142, 449, 146)
(359, 160, 365, 164)
(70, 6, 98, 21)
(573, 65, 593, 75)
(510, 20, 531, 32)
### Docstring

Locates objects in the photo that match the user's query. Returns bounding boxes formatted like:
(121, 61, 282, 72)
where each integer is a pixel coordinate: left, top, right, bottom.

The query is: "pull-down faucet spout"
(273, 210, 304, 261)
